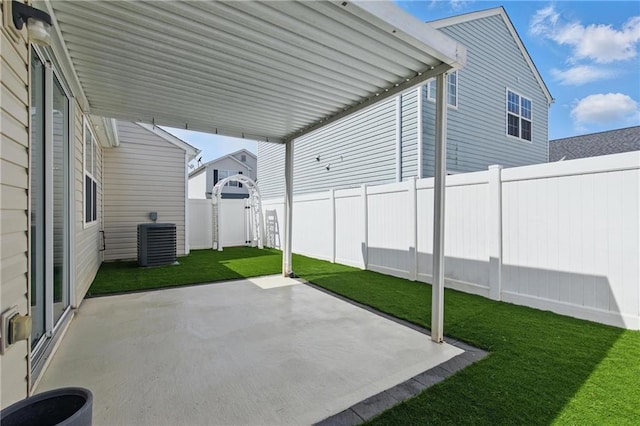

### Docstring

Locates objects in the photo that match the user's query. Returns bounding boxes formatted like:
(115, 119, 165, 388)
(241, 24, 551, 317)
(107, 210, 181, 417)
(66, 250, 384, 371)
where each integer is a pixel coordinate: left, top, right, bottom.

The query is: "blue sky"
(167, 0, 640, 164)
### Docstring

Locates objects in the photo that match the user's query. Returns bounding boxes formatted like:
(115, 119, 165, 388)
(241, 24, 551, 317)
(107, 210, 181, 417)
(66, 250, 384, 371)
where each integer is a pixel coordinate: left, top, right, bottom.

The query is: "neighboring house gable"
(257, 7, 552, 199)
(103, 121, 199, 261)
(549, 126, 640, 161)
(188, 149, 257, 199)
(425, 7, 552, 174)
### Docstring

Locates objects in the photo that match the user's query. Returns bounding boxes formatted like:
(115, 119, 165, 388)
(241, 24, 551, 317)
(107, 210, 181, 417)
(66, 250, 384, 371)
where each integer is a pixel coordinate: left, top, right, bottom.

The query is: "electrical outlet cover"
(0, 306, 19, 354)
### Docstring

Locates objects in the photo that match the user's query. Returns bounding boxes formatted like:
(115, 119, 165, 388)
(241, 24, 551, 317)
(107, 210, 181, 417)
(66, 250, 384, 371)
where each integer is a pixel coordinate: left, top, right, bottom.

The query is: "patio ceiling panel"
(46, 0, 465, 142)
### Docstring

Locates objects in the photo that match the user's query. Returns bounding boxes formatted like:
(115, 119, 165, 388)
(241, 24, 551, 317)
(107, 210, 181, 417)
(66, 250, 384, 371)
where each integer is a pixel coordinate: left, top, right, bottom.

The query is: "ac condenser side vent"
(137, 223, 177, 267)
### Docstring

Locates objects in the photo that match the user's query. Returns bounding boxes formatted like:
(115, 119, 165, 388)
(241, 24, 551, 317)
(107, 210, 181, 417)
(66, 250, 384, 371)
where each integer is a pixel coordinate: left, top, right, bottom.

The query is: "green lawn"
(88, 247, 282, 295)
(90, 248, 640, 424)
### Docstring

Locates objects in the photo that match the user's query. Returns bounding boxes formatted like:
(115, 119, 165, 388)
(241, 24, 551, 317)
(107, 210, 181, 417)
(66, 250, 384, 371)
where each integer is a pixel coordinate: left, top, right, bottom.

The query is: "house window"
(216, 170, 239, 187)
(84, 119, 98, 224)
(241, 154, 247, 162)
(427, 71, 458, 107)
(506, 90, 532, 141)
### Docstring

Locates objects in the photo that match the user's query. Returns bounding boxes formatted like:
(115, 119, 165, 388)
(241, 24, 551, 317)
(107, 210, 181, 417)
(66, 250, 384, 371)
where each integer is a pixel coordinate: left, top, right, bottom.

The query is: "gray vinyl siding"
(103, 122, 187, 261)
(1, 13, 29, 407)
(74, 104, 103, 303)
(257, 13, 549, 197)
(422, 15, 549, 176)
(257, 142, 285, 199)
(258, 98, 402, 198)
(401, 90, 418, 180)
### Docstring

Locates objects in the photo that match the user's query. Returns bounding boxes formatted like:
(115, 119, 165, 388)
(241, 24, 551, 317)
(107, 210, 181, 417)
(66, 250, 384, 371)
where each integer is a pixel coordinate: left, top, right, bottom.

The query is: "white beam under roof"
(45, 0, 465, 143)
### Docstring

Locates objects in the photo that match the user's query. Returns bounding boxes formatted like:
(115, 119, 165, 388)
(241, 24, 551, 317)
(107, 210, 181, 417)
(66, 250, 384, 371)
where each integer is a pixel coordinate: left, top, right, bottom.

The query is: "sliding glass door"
(30, 49, 71, 359)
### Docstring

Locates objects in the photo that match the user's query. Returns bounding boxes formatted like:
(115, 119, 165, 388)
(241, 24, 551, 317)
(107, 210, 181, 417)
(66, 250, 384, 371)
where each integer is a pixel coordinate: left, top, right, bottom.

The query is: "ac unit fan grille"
(137, 223, 177, 267)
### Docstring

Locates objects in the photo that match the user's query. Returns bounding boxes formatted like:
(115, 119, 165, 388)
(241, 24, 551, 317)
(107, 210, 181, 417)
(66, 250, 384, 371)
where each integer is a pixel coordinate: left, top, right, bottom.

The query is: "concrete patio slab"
(37, 276, 463, 425)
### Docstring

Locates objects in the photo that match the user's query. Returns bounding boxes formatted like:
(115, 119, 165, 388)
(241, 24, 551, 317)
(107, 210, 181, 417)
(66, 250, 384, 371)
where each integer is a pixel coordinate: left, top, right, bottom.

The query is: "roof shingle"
(549, 126, 640, 161)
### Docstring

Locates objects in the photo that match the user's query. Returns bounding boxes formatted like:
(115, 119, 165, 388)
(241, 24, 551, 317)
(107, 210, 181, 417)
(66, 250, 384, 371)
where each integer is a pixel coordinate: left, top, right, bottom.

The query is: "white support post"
(184, 151, 190, 255)
(330, 188, 336, 263)
(283, 139, 294, 277)
(431, 73, 448, 343)
(410, 177, 418, 281)
(488, 165, 503, 301)
(362, 183, 368, 270)
(396, 96, 402, 182)
(416, 86, 424, 179)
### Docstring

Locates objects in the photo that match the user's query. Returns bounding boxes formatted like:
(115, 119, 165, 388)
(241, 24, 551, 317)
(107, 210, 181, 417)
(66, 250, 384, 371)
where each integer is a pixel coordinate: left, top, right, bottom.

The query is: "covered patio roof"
(41, 0, 466, 342)
(44, 0, 465, 143)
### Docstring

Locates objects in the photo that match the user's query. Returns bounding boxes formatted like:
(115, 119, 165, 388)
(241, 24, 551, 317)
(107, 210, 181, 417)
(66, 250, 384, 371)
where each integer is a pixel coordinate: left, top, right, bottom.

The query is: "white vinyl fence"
(262, 152, 640, 330)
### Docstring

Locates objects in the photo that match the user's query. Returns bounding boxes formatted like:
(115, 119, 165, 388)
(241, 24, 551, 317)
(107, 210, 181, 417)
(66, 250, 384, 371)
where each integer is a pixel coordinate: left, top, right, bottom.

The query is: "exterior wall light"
(11, 1, 53, 46)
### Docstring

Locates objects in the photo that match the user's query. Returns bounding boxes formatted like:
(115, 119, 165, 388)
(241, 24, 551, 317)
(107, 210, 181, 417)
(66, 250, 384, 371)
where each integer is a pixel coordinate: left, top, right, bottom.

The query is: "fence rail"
(261, 152, 640, 330)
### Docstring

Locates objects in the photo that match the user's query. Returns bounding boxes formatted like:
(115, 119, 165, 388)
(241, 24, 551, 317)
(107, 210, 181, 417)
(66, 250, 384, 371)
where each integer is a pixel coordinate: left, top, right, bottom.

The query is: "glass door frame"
(29, 46, 75, 374)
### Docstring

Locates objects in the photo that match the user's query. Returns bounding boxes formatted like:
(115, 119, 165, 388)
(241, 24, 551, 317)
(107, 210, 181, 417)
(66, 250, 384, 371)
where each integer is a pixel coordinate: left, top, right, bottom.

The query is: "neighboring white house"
(103, 122, 199, 261)
(188, 149, 257, 199)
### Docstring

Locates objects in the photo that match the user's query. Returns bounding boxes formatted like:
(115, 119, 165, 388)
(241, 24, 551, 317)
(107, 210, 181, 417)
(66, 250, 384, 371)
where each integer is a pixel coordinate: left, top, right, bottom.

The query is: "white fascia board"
(188, 167, 206, 179)
(429, 7, 553, 105)
(136, 122, 200, 160)
(103, 117, 119, 147)
(89, 115, 119, 148)
(344, 0, 466, 68)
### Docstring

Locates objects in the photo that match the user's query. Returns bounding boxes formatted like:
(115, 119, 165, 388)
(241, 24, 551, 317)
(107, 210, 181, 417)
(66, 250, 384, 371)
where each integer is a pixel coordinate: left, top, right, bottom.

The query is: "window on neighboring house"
(240, 154, 247, 162)
(427, 70, 458, 107)
(215, 170, 240, 187)
(84, 119, 98, 224)
(506, 90, 532, 141)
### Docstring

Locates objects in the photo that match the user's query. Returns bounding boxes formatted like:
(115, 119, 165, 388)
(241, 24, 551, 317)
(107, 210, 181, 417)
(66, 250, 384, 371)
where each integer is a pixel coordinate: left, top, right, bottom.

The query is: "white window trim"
(218, 170, 241, 187)
(505, 88, 533, 143)
(426, 70, 458, 109)
(83, 117, 99, 228)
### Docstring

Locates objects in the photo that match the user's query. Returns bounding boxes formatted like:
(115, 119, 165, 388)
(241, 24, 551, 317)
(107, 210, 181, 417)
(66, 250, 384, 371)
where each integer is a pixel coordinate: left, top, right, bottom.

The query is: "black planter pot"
(0, 387, 92, 426)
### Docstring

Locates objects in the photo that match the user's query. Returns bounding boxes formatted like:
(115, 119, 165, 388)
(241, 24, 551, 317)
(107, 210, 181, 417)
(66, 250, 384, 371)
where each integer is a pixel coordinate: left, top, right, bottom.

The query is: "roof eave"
(429, 6, 553, 105)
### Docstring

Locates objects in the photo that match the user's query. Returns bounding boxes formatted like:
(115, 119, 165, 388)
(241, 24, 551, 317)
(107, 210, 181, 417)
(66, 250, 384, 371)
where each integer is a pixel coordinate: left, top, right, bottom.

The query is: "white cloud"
(550, 65, 615, 85)
(449, 0, 473, 10)
(530, 6, 640, 63)
(428, 0, 474, 11)
(571, 93, 638, 125)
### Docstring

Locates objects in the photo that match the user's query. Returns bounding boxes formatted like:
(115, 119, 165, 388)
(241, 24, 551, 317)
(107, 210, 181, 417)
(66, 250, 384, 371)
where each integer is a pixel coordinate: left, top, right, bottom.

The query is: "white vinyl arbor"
(46, 0, 466, 342)
(211, 174, 264, 251)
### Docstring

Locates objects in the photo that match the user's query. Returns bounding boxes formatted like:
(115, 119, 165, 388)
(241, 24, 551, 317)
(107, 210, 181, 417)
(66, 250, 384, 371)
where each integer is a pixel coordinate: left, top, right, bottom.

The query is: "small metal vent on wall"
(137, 223, 177, 267)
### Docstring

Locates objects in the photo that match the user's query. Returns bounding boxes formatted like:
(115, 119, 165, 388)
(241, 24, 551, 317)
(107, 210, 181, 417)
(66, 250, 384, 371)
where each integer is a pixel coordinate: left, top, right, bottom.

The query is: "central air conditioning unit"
(137, 223, 177, 267)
